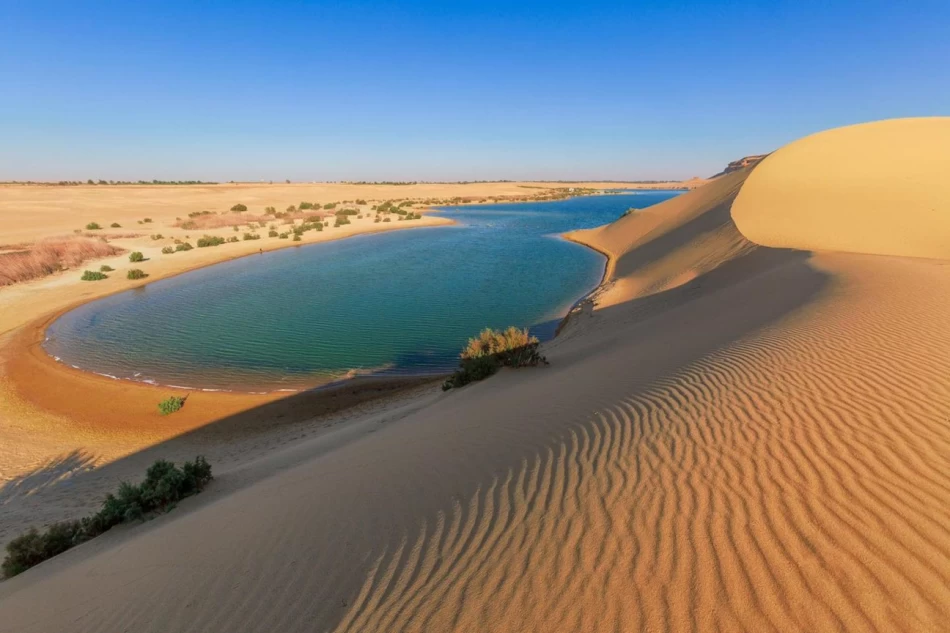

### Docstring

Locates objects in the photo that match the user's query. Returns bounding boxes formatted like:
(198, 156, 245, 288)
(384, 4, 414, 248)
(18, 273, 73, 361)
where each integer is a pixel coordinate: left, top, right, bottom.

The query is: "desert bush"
(323, 202, 337, 210)
(80, 270, 107, 281)
(293, 234, 301, 241)
(231, 203, 247, 213)
(227, 236, 239, 243)
(383, 217, 391, 222)
(175, 242, 193, 252)
(127, 269, 148, 280)
(279, 232, 288, 239)
(100, 264, 115, 272)
(374, 217, 381, 223)
(336, 208, 359, 216)
(2, 456, 212, 578)
(188, 210, 214, 218)
(268, 230, 279, 237)
(161, 246, 174, 254)
(158, 395, 186, 415)
(355, 199, 367, 205)
(143, 218, 153, 223)
(85, 222, 102, 230)
(196, 235, 226, 248)
(129, 251, 145, 262)
(243, 233, 260, 241)
(150, 234, 164, 240)
(110, 222, 121, 228)
(264, 206, 276, 215)
(298, 201, 313, 210)
(0, 236, 123, 285)
(442, 327, 547, 390)
(334, 217, 351, 227)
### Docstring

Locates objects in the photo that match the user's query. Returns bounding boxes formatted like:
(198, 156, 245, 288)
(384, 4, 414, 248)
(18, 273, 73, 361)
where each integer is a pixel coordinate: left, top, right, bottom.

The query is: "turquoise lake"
(45, 191, 680, 391)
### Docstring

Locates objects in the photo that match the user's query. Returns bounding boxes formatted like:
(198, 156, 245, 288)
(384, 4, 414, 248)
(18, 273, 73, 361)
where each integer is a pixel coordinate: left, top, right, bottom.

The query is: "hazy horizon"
(2, 0, 947, 182)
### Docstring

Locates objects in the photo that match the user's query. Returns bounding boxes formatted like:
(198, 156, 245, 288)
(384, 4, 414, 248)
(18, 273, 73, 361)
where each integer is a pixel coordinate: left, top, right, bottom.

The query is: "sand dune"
(1, 119, 949, 632)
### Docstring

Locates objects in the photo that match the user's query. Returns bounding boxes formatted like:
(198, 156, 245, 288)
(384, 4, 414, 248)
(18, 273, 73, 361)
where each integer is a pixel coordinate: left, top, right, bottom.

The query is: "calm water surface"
(46, 191, 680, 390)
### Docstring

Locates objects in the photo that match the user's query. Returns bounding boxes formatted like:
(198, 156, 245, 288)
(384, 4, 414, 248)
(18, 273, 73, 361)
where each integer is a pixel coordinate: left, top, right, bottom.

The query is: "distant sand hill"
(1, 118, 948, 633)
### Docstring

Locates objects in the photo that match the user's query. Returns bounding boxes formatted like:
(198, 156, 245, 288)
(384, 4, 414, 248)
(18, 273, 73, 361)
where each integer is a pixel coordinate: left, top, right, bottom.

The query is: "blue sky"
(1, 0, 947, 181)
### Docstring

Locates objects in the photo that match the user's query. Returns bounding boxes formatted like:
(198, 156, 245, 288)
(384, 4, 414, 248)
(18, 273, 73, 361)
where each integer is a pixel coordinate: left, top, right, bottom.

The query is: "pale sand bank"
(1, 122, 949, 632)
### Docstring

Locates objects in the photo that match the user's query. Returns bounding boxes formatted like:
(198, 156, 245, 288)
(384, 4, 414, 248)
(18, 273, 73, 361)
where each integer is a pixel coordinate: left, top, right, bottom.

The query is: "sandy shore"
(0, 180, 694, 542)
(2, 122, 949, 632)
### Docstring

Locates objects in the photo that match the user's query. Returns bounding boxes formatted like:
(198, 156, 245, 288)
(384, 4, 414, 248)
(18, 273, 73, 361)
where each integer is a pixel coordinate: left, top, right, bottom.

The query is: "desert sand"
(1, 120, 949, 632)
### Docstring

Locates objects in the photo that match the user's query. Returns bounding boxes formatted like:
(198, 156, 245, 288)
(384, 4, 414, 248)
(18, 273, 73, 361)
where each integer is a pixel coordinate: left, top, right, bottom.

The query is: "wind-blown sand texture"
(1, 119, 949, 632)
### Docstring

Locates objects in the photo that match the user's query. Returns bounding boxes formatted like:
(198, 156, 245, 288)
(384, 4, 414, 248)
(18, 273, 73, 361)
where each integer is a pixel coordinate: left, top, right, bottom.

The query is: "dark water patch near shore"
(45, 192, 680, 390)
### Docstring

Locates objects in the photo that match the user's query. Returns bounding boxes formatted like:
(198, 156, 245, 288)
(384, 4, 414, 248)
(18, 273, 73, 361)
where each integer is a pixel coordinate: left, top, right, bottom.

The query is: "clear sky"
(1, 0, 947, 182)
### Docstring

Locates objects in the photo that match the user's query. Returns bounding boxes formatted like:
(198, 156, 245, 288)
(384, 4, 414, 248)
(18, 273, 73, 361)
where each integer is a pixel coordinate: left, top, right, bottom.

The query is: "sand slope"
(2, 119, 949, 632)
(732, 117, 950, 259)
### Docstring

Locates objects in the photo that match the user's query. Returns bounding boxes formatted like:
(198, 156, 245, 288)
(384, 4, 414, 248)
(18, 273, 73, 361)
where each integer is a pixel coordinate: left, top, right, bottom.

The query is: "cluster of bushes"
(127, 269, 147, 280)
(323, 202, 337, 210)
(334, 216, 351, 227)
(268, 230, 279, 238)
(129, 251, 145, 262)
(298, 202, 314, 210)
(100, 265, 114, 272)
(188, 210, 214, 218)
(110, 222, 121, 228)
(442, 327, 548, 390)
(230, 203, 247, 213)
(161, 246, 175, 254)
(158, 395, 186, 415)
(227, 236, 239, 243)
(175, 242, 193, 252)
(264, 206, 277, 215)
(80, 270, 107, 281)
(150, 234, 164, 240)
(85, 222, 102, 230)
(336, 208, 359, 216)
(2, 457, 213, 578)
(197, 235, 226, 248)
(243, 233, 261, 241)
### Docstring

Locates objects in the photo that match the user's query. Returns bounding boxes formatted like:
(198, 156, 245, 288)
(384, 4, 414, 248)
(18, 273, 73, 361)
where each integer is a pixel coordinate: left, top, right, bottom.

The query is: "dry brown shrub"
(0, 236, 123, 286)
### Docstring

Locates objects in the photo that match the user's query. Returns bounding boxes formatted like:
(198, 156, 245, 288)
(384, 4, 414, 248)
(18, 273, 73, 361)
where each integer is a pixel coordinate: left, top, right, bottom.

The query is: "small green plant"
(230, 203, 247, 213)
(110, 222, 121, 228)
(129, 251, 145, 262)
(442, 327, 548, 391)
(197, 235, 226, 248)
(323, 202, 337, 210)
(175, 242, 193, 252)
(158, 395, 186, 415)
(81, 270, 107, 281)
(161, 246, 174, 254)
(2, 456, 212, 578)
(85, 222, 101, 230)
(127, 269, 148, 280)
(100, 265, 114, 272)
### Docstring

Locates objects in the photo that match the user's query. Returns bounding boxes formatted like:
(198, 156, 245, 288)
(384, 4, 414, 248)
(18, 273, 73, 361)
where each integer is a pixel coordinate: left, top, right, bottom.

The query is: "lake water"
(45, 191, 680, 391)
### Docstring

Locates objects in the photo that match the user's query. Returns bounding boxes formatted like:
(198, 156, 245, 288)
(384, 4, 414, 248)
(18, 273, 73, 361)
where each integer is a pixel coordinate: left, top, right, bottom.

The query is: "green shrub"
(127, 269, 148, 280)
(231, 203, 247, 213)
(175, 242, 193, 252)
(85, 222, 102, 230)
(243, 233, 260, 241)
(336, 208, 359, 216)
(180, 220, 198, 230)
(442, 327, 547, 390)
(188, 210, 214, 218)
(298, 201, 313, 210)
(80, 270, 107, 281)
(268, 230, 279, 237)
(293, 234, 301, 241)
(129, 251, 145, 262)
(279, 232, 289, 239)
(323, 202, 337, 210)
(383, 217, 391, 222)
(227, 236, 239, 243)
(100, 265, 115, 272)
(374, 217, 381, 223)
(197, 235, 225, 248)
(150, 234, 163, 240)
(110, 222, 121, 228)
(264, 206, 276, 215)
(2, 456, 212, 578)
(158, 395, 186, 415)
(161, 246, 174, 254)
(334, 216, 351, 227)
